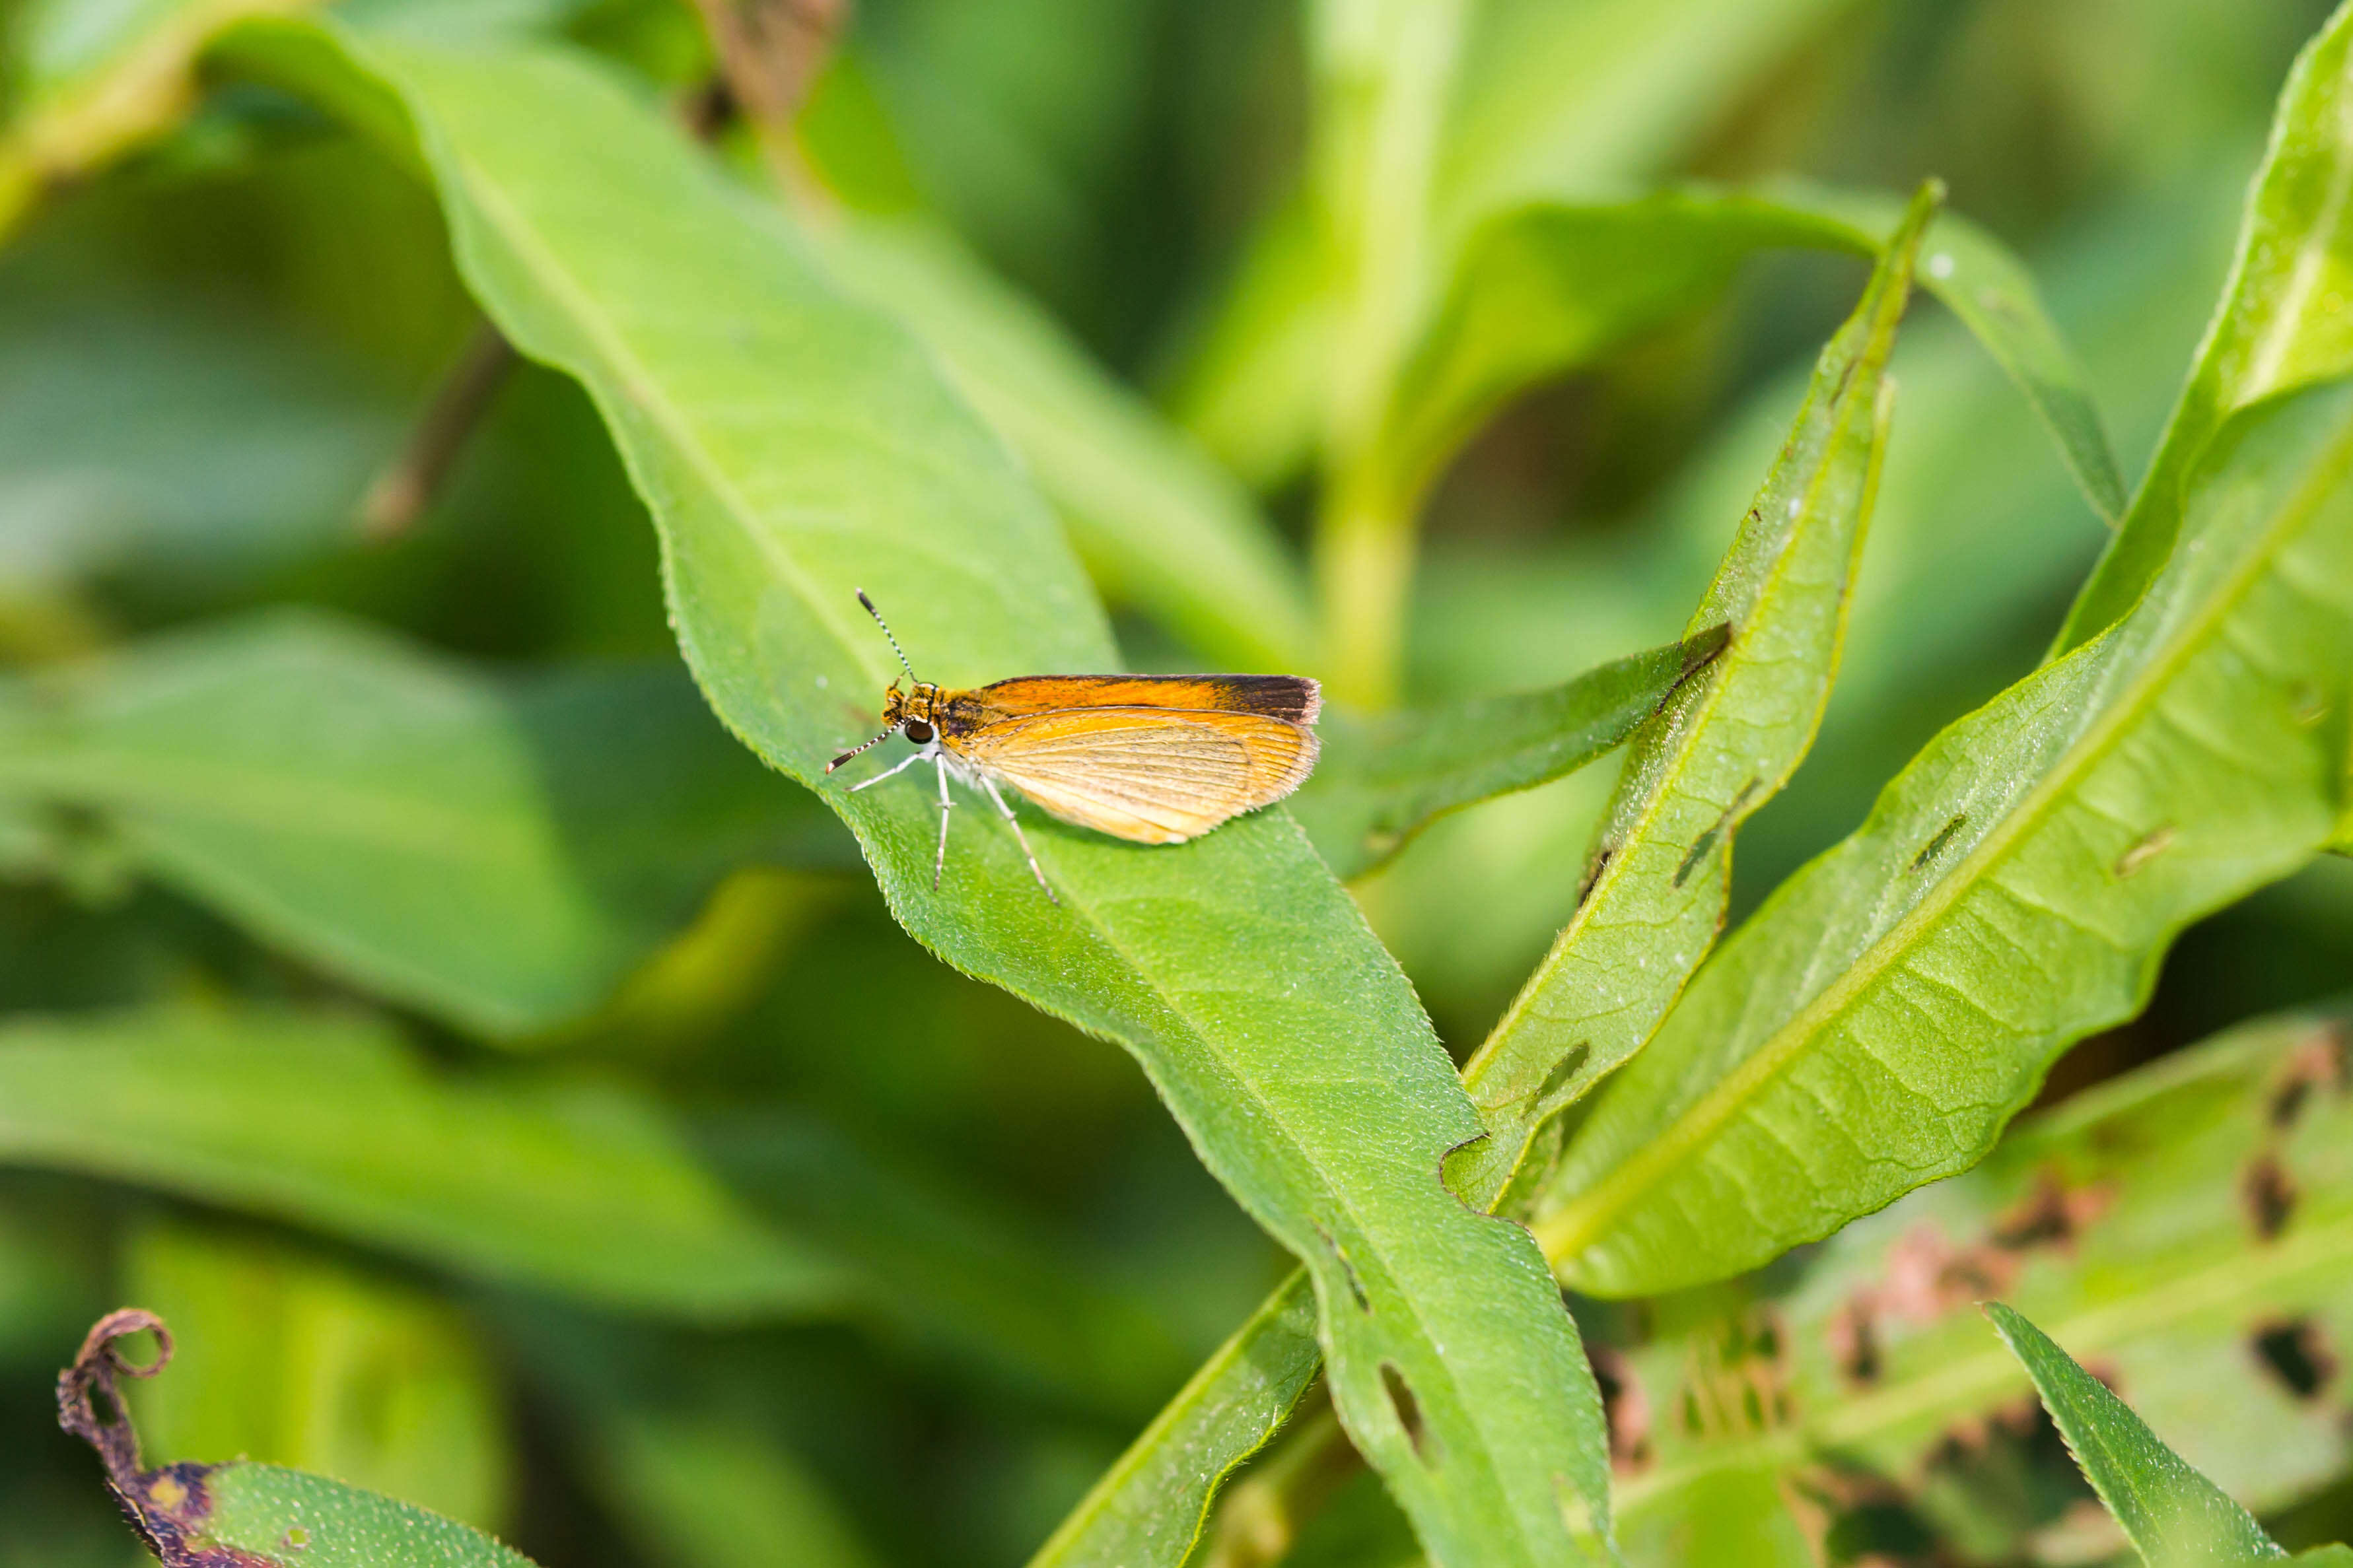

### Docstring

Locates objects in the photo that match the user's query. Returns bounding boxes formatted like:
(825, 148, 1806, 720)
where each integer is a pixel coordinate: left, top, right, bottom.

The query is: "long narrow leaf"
(0, 1007, 855, 1318)
(1985, 1303, 2288, 1566)
(1450, 186, 1928, 1208)
(2059, 0, 2353, 650)
(1535, 375, 2353, 1297)
(1290, 625, 1725, 880)
(230, 24, 1620, 1564)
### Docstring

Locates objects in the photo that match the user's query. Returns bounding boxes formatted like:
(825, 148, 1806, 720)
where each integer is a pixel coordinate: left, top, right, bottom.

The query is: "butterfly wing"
(953, 706, 1318, 844)
(977, 674, 1320, 725)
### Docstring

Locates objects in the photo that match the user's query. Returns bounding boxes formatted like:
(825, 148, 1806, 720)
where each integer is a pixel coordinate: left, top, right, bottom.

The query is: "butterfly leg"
(932, 751, 955, 891)
(979, 776, 1057, 904)
(847, 749, 925, 792)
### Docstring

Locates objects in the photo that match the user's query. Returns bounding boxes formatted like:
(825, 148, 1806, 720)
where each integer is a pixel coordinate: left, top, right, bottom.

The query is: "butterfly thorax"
(880, 681, 993, 743)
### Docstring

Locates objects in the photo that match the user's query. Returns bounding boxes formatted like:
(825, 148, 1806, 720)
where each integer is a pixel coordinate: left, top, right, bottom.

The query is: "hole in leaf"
(1537, 1043, 1592, 1107)
(2253, 1318, 2336, 1401)
(1910, 813, 1968, 873)
(2245, 1155, 2298, 1240)
(1382, 1363, 1432, 1464)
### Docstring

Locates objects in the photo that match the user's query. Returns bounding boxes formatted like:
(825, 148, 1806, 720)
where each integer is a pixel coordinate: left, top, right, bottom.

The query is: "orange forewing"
(974, 673, 1320, 725)
(952, 705, 1317, 844)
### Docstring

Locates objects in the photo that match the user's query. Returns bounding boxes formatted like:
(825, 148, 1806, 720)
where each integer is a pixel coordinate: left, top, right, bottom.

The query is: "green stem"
(1314, 473, 1418, 709)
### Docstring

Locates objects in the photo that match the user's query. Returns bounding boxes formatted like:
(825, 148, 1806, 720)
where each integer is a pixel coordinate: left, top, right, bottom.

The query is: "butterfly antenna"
(855, 589, 919, 681)
(826, 728, 896, 773)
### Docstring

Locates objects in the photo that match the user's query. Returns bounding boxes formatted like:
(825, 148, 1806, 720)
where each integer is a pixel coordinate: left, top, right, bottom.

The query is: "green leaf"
(1984, 1302, 2288, 1566)
(1449, 186, 1931, 1210)
(123, 1219, 512, 1533)
(1606, 1008, 2353, 1557)
(1028, 1276, 1321, 1568)
(807, 217, 1316, 670)
(2059, 0, 2353, 651)
(236, 24, 1620, 1565)
(2294, 1550, 2353, 1565)
(0, 1006, 856, 1318)
(1393, 183, 2126, 524)
(0, 610, 850, 1038)
(153, 1462, 541, 1567)
(1032, 183, 1934, 1568)
(1534, 375, 2353, 1297)
(1291, 625, 1725, 880)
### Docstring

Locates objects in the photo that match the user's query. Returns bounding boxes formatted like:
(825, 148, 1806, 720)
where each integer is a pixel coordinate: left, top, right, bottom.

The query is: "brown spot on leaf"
(1827, 1176, 2113, 1388)
(2113, 823, 2176, 879)
(2271, 1023, 2352, 1128)
(2253, 1318, 2337, 1401)
(2245, 1155, 2298, 1240)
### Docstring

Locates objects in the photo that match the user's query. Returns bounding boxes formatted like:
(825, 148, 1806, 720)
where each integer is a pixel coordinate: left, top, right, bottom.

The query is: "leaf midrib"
(1540, 412, 2353, 1266)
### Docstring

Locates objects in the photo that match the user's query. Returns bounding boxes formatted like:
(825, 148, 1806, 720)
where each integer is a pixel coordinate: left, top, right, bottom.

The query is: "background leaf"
(1986, 1301, 2288, 1565)
(1607, 1006, 2353, 1560)
(0, 610, 849, 1037)
(0, 1006, 855, 1318)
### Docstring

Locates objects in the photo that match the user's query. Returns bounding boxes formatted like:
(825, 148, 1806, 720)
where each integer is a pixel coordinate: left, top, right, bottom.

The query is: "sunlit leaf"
(1986, 1302, 2287, 1566)
(2060, 0, 2353, 650)
(1449, 186, 1929, 1208)
(0, 611, 850, 1038)
(1535, 374, 2353, 1297)
(227, 23, 1621, 1563)
(1290, 625, 1723, 880)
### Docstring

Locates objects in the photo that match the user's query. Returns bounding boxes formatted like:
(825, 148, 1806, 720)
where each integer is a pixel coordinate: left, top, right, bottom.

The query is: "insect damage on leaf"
(55, 1309, 265, 1568)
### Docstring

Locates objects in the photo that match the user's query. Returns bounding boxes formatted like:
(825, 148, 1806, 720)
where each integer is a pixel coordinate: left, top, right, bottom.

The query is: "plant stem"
(1316, 475, 1417, 708)
(357, 321, 517, 539)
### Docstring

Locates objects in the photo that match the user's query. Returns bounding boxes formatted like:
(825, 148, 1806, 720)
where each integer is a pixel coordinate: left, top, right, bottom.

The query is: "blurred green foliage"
(3, 1, 2352, 1566)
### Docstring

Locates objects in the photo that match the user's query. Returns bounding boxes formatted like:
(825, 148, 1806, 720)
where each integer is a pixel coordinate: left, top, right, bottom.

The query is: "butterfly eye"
(903, 720, 936, 745)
